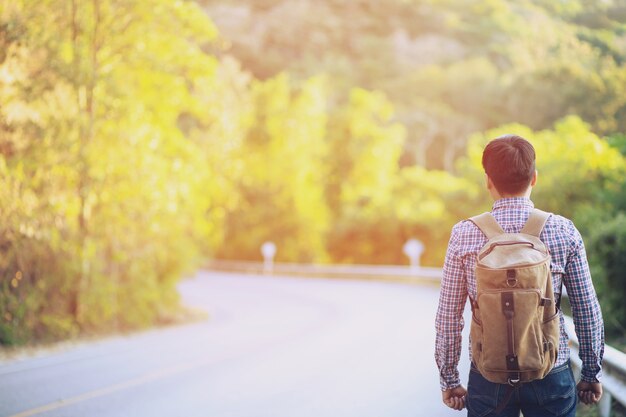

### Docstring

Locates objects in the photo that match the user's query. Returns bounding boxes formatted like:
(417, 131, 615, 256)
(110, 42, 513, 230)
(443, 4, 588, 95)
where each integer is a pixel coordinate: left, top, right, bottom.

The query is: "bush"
(588, 213, 626, 338)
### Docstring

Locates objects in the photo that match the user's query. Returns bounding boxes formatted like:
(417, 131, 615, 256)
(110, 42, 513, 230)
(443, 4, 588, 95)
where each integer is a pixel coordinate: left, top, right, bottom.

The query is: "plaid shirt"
(435, 197, 604, 390)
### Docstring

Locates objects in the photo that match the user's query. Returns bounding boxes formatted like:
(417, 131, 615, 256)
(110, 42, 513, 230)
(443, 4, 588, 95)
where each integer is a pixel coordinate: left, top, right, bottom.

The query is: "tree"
(589, 214, 626, 338)
(217, 74, 330, 262)
(325, 88, 406, 264)
(0, 0, 224, 343)
(460, 116, 626, 226)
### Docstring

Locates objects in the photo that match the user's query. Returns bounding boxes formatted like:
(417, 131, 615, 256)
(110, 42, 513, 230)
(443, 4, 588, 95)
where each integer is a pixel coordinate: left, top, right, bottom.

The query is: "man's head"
(482, 134, 536, 197)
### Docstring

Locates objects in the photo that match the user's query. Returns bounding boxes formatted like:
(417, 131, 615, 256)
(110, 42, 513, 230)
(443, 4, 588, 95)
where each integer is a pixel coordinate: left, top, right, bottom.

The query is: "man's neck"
(491, 188, 532, 201)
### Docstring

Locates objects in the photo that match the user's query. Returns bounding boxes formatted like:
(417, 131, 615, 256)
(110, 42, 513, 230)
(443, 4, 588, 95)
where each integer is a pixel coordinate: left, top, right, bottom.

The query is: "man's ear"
(530, 170, 538, 187)
(486, 174, 502, 199)
(485, 174, 493, 190)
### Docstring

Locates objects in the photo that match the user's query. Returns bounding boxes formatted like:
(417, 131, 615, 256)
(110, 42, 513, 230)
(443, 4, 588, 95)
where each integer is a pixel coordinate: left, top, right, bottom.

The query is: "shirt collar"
(492, 197, 534, 212)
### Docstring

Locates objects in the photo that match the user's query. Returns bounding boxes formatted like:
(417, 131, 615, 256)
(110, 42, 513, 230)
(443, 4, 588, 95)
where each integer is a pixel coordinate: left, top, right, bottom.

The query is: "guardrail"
(208, 260, 626, 416)
(564, 316, 626, 417)
(207, 259, 443, 284)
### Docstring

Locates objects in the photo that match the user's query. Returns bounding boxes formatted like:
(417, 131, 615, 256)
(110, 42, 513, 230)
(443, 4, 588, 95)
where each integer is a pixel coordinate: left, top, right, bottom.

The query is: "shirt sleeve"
(435, 223, 468, 391)
(563, 221, 605, 383)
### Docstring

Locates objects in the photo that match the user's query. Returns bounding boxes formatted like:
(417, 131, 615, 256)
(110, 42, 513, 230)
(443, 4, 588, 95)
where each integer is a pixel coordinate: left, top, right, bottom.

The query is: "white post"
(599, 390, 612, 417)
(403, 239, 424, 273)
(260, 241, 276, 274)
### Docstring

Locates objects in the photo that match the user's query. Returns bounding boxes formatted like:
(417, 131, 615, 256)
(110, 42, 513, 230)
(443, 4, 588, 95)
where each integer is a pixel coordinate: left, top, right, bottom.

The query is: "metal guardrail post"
(564, 316, 626, 417)
(599, 390, 612, 417)
(206, 260, 444, 284)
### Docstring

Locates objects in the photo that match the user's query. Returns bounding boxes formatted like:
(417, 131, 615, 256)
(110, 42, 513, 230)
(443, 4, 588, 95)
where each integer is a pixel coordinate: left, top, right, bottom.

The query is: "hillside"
(201, 0, 626, 169)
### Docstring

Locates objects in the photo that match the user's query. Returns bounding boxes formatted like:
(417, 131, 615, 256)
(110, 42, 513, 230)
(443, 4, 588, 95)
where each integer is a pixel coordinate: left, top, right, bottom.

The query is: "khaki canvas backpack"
(469, 208, 560, 386)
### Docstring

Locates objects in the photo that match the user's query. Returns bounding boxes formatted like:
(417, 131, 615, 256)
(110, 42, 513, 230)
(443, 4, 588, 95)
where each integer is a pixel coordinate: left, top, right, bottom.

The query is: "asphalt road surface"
(0, 271, 471, 417)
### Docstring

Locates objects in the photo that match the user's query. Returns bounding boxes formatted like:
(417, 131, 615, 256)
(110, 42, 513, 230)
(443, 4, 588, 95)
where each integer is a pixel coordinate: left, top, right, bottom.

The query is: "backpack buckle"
(507, 377, 521, 386)
(506, 355, 520, 386)
(506, 269, 517, 287)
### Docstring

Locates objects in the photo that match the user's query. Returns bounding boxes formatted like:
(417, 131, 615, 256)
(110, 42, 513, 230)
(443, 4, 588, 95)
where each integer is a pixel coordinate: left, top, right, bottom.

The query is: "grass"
(575, 399, 626, 417)
(576, 404, 601, 417)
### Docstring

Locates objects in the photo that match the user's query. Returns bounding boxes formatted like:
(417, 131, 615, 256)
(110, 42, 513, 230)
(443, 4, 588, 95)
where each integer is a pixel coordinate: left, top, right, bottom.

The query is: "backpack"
(468, 208, 560, 386)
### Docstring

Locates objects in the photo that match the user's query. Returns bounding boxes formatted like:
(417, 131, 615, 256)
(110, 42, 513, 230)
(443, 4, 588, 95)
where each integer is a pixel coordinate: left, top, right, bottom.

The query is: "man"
(434, 135, 605, 416)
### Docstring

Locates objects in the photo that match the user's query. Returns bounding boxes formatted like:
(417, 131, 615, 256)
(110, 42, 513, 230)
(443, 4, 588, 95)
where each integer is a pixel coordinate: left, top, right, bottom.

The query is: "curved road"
(0, 271, 470, 417)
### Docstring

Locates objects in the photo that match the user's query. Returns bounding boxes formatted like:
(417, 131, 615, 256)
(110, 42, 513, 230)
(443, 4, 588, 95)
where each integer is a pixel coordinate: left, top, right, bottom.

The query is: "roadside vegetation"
(1, 0, 625, 347)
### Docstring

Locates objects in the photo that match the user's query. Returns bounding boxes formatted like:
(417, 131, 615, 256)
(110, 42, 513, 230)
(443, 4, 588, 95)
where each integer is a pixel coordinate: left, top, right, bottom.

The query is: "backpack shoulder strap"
(469, 212, 504, 239)
(521, 208, 551, 237)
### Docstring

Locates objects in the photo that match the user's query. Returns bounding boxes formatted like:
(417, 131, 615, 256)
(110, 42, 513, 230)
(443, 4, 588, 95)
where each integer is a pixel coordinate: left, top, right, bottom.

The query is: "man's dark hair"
(482, 134, 536, 195)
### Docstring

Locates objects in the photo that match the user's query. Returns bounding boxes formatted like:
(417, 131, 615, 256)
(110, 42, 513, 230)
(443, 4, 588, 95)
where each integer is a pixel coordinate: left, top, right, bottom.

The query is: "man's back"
(435, 135, 604, 416)
(438, 197, 603, 379)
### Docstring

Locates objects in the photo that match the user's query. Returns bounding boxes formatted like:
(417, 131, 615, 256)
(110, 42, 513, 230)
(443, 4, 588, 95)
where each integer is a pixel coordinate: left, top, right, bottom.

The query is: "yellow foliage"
(462, 115, 626, 220)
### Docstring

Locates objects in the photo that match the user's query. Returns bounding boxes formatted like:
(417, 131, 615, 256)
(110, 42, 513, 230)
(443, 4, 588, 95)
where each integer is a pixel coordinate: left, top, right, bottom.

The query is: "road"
(0, 271, 471, 417)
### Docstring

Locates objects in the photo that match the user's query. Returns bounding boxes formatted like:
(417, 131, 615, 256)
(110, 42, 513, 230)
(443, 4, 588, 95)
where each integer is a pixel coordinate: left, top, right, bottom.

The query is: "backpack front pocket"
(478, 289, 544, 373)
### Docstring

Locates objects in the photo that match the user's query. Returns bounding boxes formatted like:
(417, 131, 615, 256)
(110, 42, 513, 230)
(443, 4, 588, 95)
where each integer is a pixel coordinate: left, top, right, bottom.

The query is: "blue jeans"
(466, 361, 577, 417)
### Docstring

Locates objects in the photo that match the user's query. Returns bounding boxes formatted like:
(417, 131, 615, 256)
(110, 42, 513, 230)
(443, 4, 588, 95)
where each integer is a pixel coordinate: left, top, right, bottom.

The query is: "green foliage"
(0, 0, 223, 344)
(325, 87, 406, 263)
(462, 118, 626, 341)
(326, 166, 479, 266)
(216, 74, 331, 263)
(3, 0, 626, 347)
(202, 0, 626, 169)
(588, 214, 626, 338)
(461, 116, 626, 227)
